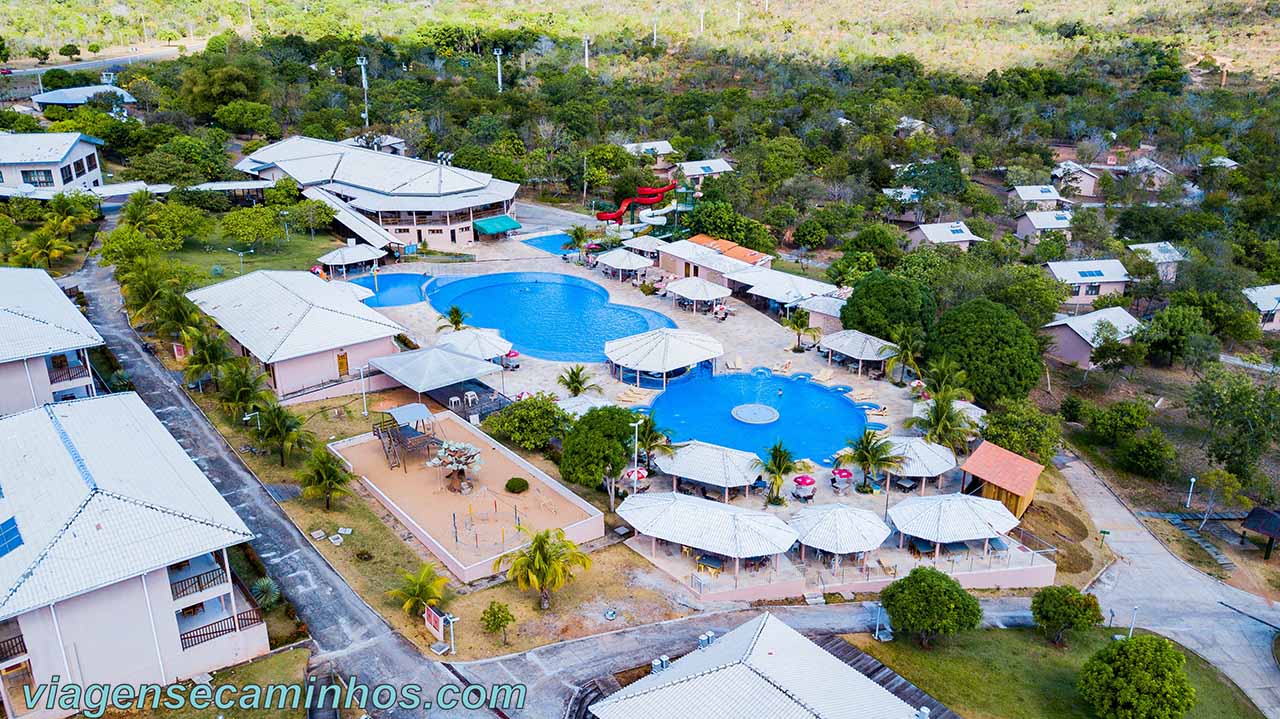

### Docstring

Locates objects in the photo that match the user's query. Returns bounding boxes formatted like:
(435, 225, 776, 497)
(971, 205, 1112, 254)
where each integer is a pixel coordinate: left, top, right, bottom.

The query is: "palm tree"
(781, 309, 822, 351)
(256, 401, 315, 467)
(151, 290, 205, 344)
(12, 228, 74, 269)
(219, 359, 274, 418)
(753, 441, 797, 504)
(183, 330, 233, 391)
(635, 414, 675, 470)
(298, 446, 353, 510)
(119, 190, 162, 237)
(436, 305, 469, 333)
(386, 564, 451, 617)
(839, 430, 905, 491)
(118, 257, 173, 319)
(922, 355, 974, 402)
(884, 324, 925, 382)
(561, 224, 591, 262)
(492, 527, 591, 610)
(42, 193, 95, 241)
(557, 365, 602, 397)
(904, 396, 976, 454)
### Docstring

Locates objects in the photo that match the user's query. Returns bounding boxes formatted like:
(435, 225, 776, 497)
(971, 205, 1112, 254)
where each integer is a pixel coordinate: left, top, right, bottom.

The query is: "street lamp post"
(279, 210, 290, 248)
(226, 247, 254, 274)
(358, 365, 369, 417)
(493, 47, 504, 93)
(629, 418, 643, 493)
(356, 56, 370, 128)
(1185, 476, 1196, 508)
(243, 411, 261, 432)
(1127, 606, 1138, 639)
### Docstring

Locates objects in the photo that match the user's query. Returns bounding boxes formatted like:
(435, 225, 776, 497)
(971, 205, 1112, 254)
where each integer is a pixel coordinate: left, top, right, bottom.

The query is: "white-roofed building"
(235, 136, 520, 253)
(1043, 307, 1142, 367)
(657, 239, 757, 285)
(723, 266, 838, 306)
(1014, 210, 1073, 244)
(653, 441, 762, 501)
(894, 116, 934, 138)
(617, 493, 798, 572)
(622, 140, 677, 179)
(187, 270, 405, 400)
(589, 612, 920, 719)
(0, 133, 103, 192)
(0, 394, 267, 717)
(1045, 259, 1131, 307)
(316, 240, 385, 277)
(1010, 184, 1066, 210)
(676, 157, 733, 189)
(337, 133, 407, 155)
(30, 85, 136, 111)
(794, 295, 845, 333)
(1243, 284, 1280, 332)
(906, 221, 986, 251)
(0, 268, 104, 416)
(1128, 241, 1187, 282)
(1052, 160, 1100, 198)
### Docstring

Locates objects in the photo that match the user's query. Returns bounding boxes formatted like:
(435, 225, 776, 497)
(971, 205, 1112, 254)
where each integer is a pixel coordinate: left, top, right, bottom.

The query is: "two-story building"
(675, 158, 733, 189)
(1046, 259, 1131, 307)
(0, 394, 267, 719)
(622, 140, 676, 181)
(0, 133, 104, 193)
(0, 268, 104, 416)
(187, 270, 406, 402)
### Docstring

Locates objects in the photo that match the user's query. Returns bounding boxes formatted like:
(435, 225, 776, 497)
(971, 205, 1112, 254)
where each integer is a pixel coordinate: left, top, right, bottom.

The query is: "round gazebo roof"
(887, 493, 1018, 543)
(604, 328, 724, 373)
(789, 504, 891, 554)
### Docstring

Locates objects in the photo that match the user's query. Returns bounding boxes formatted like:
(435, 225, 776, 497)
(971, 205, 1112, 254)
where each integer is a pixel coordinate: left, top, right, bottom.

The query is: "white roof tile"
(887, 493, 1018, 544)
(616, 493, 797, 558)
(912, 221, 985, 246)
(817, 329, 895, 361)
(726, 267, 837, 304)
(1022, 210, 1073, 230)
(887, 436, 959, 478)
(653, 441, 760, 489)
(789, 504, 891, 555)
(677, 158, 733, 177)
(317, 243, 385, 266)
(604, 329, 724, 373)
(1242, 284, 1280, 313)
(1045, 259, 1130, 284)
(1044, 307, 1142, 347)
(1012, 185, 1063, 202)
(622, 140, 674, 156)
(31, 85, 136, 106)
(1127, 241, 1186, 265)
(0, 133, 100, 166)
(0, 268, 103, 364)
(794, 295, 845, 317)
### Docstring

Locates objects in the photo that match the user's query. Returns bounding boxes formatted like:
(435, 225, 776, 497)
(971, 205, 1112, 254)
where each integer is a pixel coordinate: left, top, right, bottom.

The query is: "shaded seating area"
(887, 492, 1019, 561)
(914, 398, 987, 429)
(886, 436, 959, 495)
(817, 329, 897, 377)
(960, 441, 1045, 519)
(1241, 507, 1280, 560)
(789, 504, 892, 572)
(368, 346, 511, 421)
(372, 402, 442, 470)
(652, 440, 762, 502)
(596, 247, 654, 281)
(317, 241, 385, 279)
(604, 328, 724, 389)
(436, 328, 514, 367)
(665, 276, 731, 314)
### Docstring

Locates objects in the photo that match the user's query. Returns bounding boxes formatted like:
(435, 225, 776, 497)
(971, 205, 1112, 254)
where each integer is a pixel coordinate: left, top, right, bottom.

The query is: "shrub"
(505, 477, 529, 493)
(881, 567, 982, 648)
(1116, 429, 1177, 479)
(1078, 635, 1196, 719)
(1087, 400, 1152, 446)
(639, 281, 657, 296)
(1059, 394, 1088, 423)
(481, 393, 571, 451)
(250, 576, 282, 610)
(1031, 585, 1102, 646)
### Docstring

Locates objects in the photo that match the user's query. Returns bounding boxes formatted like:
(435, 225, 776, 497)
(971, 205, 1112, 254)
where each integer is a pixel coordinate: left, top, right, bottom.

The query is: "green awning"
(473, 215, 522, 235)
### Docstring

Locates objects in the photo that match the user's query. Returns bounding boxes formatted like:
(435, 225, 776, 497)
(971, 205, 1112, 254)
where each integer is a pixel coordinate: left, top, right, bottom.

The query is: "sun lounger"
(771, 360, 793, 374)
(848, 389, 874, 401)
(724, 356, 741, 371)
(813, 368, 834, 383)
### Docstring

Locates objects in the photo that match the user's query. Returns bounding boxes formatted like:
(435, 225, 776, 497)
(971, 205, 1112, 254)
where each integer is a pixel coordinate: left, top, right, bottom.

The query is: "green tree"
(298, 445, 353, 511)
(881, 567, 982, 648)
(1196, 468, 1253, 529)
(1078, 635, 1196, 719)
(214, 99, 280, 137)
(561, 225, 592, 263)
(981, 398, 1062, 464)
(492, 527, 591, 610)
(481, 601, 515, 645)
(634, 415, 675, 470)
(153, 202, 212, 249)
(221, 205, 280, 247)
(1087, 400, 1153, 446)
(97, 225, 156, 267)
(753, 441, 797, 504)
(884, 324, 925, 382)
(985, 265, 1070, 329)
(150, 290, 204, 344)
(30, 46, 50, 64)
(922, 355, 974, 402)
(387, 564, 451, 616)
(559, 406, 635, 493)
(436, 305, 469, 332)
(183, 330, 233, 391)
(218, 359, 273, 419)
(1090, 322, 1148, 388)
(781, 309, 821, 351)
(263, 177, 300, 207)
(926, 299, 1042, 407)
(256, 402, 315, 467)
(1189, 365, 1280, 480)
(557, 365, 602, 397)
(482, 394, 571, 451)
(1138, 305, 1212, 366)
(119, 191, 163, 237)
(842, 223, 904, 268)
(57, 44, 80, 61)
(838, 430, 905, 491)
(12, 228, 73, 269)
(291, 199, 337, 241)
(792, 219, 826, 251)
(1031, 585, 1102, 647)
(840, 270, 935, 339)
(1116, 430, 1178, 480)
(87, 43, 101, 57)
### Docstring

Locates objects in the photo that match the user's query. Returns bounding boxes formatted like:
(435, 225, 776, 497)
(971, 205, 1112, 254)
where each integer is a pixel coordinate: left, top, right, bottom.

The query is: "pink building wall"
(0, 354, 94, 416)
(808, 311, 843, 335)
(656, 252, 732, 286)
(1062, 280, 1127, 307)
(1044, 327, 1099, 367)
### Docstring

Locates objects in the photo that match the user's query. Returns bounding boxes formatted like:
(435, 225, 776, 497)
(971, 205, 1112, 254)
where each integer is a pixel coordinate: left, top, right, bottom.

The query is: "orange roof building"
(960, 441, 1045, 518)
(686, 234, 771, 267)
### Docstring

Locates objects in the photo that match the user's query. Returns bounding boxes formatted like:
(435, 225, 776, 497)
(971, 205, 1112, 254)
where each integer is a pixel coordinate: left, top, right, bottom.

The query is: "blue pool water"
(521, 232, 574, 256)
(351, 273, 430, 308)
(643, 366, 883, 461)
(425, 272, 675, 362)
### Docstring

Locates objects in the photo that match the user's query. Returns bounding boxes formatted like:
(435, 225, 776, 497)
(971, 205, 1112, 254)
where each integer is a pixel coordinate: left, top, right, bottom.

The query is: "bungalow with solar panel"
(1045, 259, 1132, 307)
(1128, 241, 1188, 283)
(906, 221, 986, 252)
(0, 394, 268, 719)
(1009, 184, 1069, 211)
(1014, 210, 1073, 245)
(1243, 284, 1280, 332)
(675, 157, 733, 190)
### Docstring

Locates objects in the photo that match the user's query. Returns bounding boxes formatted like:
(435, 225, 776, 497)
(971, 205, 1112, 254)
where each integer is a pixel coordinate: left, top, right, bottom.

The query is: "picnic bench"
(696, 554, 723, 578)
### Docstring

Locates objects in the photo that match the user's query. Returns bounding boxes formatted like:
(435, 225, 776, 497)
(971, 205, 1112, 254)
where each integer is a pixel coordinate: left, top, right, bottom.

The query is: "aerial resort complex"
(0, 7, 1277, 719)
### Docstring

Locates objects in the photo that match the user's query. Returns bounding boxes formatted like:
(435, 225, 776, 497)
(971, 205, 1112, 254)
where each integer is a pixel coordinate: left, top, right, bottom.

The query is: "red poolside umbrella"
(832, 468, 854, 480)
(794, 475, 815, 487)
(506, 350, 520, 358)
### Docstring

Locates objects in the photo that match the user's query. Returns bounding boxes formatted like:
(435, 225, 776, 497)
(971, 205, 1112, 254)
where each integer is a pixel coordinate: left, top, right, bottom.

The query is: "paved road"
(512, 200, 599, 236)
(455, 598, 1035, 718)
(1061, 450, 1280, 716)
(7, 47, 187, 77)
(62, 218, 472, 718)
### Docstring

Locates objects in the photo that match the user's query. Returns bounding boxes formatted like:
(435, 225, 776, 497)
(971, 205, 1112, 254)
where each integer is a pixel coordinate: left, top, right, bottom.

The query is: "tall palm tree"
(119, 190, 162, 237)
(561, 224, 591, 262)
(218, 359, 274, 418)
(386, 564, 451, 617)
(923, 355, 974, 402)
(298, 446, 353, 510)
(884, 324, 925, 382)
(151, 290, 205, 345)
(493, 527, 591, 610)
(12, 228, 74, 269)
(436, 305, 469, 333)
(781, 309, 822, 351)
(839, 430, 905, 491)
(753, 441, 797, 504)
(183, 330, 233, 391)
(44, 192, 96, 229)
(256, 401, 315, 467)
(557, 365, 602, 397)
(904, 396, 976, 454)
(635, 414, 675, 470)
(118, 257, 173, 319)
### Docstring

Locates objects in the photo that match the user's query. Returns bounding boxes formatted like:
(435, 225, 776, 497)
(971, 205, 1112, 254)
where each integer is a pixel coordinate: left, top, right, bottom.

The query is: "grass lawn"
(169, 221, 348, 287)
(6, 222, 100, 277)
(772, 258, 828, 281)
(104, 648, 310, 719)
(845, 627, 1264, 719)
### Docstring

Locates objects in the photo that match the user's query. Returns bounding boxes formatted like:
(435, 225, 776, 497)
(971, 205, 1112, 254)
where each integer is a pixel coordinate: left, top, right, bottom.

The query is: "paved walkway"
(1060, 450, 1280, 716)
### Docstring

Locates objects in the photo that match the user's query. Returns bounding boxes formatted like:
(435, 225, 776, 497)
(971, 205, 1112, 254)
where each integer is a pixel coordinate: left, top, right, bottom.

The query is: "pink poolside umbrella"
(832, 468, 854, 480)
(794, 475, 816, 487)
(623, 467, 648, 492)
(506, 350, 520, 358)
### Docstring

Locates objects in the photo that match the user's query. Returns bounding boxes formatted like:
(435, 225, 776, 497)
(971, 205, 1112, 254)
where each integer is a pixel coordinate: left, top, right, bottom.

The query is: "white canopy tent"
(665, 276, 731, 312)
(622, 235, 668, 253)
(789, 504, 891, 559)
(818, 330, 897, 373)
(653, 440, 761, 501)
(887, 493, 1019, 559)
(317, 243, 386, 267)
(436, 328, 513, 361)
(886, 436, 958, 495)
(913, 399, 988, 428)
(368, 347, 503, 396)
(618, 492, 798, 574)
(604, 328, 724, 387)
(596, 247, 654, 274)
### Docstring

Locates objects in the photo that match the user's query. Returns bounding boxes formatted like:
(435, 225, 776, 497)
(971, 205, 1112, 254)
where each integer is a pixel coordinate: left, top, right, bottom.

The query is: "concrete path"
(454, 598, 1035, 718)
(1060, 450, 1280, 716)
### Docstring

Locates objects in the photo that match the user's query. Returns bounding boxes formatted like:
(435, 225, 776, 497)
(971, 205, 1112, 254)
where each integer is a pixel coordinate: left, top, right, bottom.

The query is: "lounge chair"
(724, 356, 742, 371)
(813, 368, 834, 383)
(848, 389, 874, 401)
(771, 359, 793, 374)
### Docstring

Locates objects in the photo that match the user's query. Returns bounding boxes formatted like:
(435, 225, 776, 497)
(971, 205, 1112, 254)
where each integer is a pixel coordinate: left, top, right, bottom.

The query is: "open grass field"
(103, 648, 310, 719)
(846, 627, 1265, 719)
(168, 222, 347, 287)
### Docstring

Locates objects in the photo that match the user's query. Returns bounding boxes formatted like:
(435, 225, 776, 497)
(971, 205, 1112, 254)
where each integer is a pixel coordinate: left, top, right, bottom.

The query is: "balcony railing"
(179, 616, 237, 650)
(47, 364, 90, 384)
(236, 608, 264, 629)
(0, 634, 26, 661)
(170, 567, 228, 600)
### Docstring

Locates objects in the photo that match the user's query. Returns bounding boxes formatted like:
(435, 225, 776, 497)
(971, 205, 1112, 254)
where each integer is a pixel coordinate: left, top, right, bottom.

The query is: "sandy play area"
(331, 412, 604, 582)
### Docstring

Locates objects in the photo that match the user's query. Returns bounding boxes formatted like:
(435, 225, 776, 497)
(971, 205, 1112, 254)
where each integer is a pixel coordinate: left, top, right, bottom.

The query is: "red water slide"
(595, 181, 679, 223)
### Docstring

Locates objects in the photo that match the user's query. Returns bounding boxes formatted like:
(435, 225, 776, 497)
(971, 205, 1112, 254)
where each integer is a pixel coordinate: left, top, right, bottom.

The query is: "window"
(395, 227, 410, 234)
(1071, 284, 1082, 296)
(20, 170, 53, 187)
(85, 152, 98, 170)
(1264, 311, 1276, 324)
(0, 518, 23, 558)
(59, 165, 74, 184)
(1086, 284, 1101, 296)
(73, 158, 86, 177)
(0, 169, 4, 183)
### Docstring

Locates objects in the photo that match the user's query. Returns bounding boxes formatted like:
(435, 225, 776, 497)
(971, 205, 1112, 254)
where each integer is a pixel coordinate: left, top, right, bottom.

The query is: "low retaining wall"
(280, 373, 399, 407)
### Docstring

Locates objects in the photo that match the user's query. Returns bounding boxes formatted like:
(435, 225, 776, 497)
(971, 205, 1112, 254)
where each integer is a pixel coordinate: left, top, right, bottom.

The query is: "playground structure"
(372, 403, 443, 471)
(596, 183, 698, 242)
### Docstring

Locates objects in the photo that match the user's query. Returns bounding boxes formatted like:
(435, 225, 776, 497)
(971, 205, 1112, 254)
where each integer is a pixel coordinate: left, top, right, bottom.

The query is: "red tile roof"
(687, 233, 769, 266)
(960, 441, 1045, 498)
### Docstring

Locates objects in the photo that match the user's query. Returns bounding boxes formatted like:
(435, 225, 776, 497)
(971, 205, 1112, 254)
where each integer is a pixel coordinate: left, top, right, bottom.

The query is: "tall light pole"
(1127, 606, 1138, 639)
(356, 55, 370, 128)
(652, 18, 658, 47)
(736, 1, 742, 28)
(629, 418, 643, 493)
(226, 247, 253, 274)
(493, 47, 504, 93)
(583, 36, 590, 70)
(1185, 476, 1196, 508)
(699, 6, 706, 35)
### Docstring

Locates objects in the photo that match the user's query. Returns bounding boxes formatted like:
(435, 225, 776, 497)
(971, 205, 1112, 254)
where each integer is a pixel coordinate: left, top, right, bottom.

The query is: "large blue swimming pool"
(425, 272, 675, 362)
(521, 232, 574, 256)
(643, 366, 883, 461)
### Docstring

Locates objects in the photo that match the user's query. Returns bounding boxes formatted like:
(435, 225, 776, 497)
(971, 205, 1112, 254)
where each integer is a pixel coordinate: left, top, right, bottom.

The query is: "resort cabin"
(337, 133, 408, 156)
(588, 613, 925, 719)
(0, 132, 103, 193)
(234, 136, 520, 254)
(906, 221, 985, 252)
(621, 140, 676, 180)
(1092, 156, 1178, 192)
(1243, 284, 1280, 332)
(1052, 161, 1100, 199)
(0, 268, 103, 416)
(186, 270, 406, 402)
(1128, 241, 1187, 283)
(1009, 184, 1067, 211)
(881, 187, 923, 224)
(675, 157, 733, 190)
(795, 295, 845, 334)
(1045, 259, 1131, 307)
(893, 116, 934, 139)
(1205, 156, 1239, 172)
(686, 234, 772, 268)
(961, 440, 1045, 519)
(0, 394, 267, 719)
(1014, 210, 1073, 245)
(30, 85, 136, 113)
(1042, 307, 1142, 368)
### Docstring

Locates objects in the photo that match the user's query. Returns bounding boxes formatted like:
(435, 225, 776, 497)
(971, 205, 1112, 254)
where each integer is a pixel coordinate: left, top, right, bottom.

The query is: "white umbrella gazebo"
(789, 504, 891, 563)
(818, 329, 897, 374)
(437, 328, 513, 361)
(596, 247, 653, 279)
(913, 399, 988, 428)
(653, 440, 761, 501)
(886, 436, 958, 495)
(887, 492, 1018, 560)
(604, 328, 724, 387)
(617, 492, 798, 575)
(665, 276, 731, 313)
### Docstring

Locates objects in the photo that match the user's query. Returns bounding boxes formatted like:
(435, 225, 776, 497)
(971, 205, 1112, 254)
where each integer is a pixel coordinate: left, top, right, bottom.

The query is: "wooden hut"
(960, 441, 1044, 519)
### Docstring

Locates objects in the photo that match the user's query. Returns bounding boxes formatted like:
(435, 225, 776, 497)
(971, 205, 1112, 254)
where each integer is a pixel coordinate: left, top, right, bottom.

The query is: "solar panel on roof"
(1055, 214, 1069, 221)
(1078, 270, 1104, 278)
(0, 517, 23, 558)
(701, 165, 713, 173)
(950, 227, 964, 234)
(1039, 187, 1052, 194)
